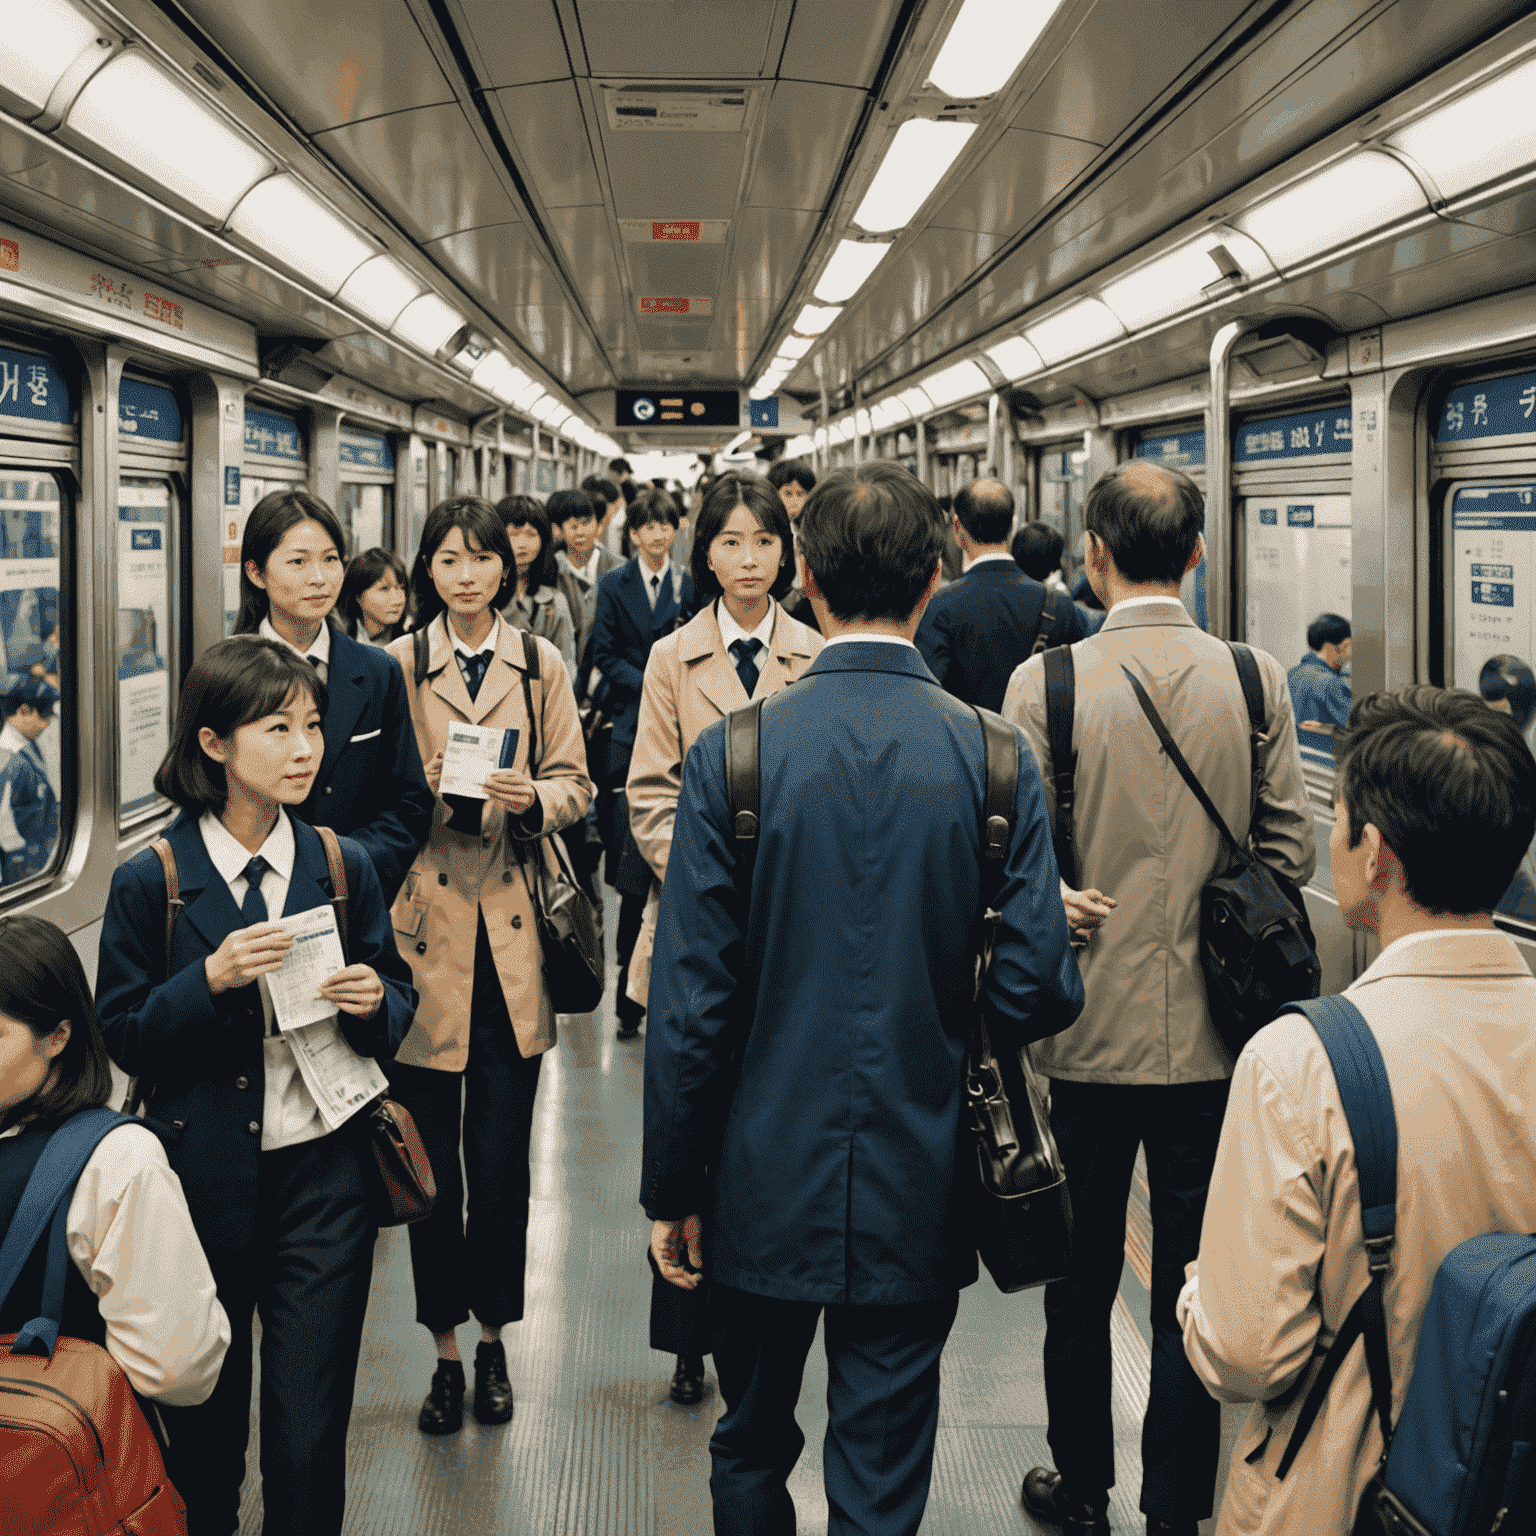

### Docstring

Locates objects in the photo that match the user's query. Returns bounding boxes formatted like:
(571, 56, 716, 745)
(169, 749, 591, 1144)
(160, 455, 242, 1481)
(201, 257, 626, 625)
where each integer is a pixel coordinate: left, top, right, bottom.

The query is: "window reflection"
(119, 477, 172, 822)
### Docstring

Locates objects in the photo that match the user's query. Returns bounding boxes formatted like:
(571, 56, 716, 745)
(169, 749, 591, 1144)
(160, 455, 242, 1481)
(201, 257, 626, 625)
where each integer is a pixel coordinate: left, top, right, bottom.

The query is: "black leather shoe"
(474, 1341, 515, 1425)
(669, 1354, 704, 1406)
(1147, 1522, 1198, 1536)
(418, 1359, 464, 1435)
(1021, 1467, 1109, 1535)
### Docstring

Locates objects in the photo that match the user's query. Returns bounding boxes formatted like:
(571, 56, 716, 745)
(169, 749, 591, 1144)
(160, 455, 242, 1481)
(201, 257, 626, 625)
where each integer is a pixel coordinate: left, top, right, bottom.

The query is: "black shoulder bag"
(1119, 645, 1320, 1057)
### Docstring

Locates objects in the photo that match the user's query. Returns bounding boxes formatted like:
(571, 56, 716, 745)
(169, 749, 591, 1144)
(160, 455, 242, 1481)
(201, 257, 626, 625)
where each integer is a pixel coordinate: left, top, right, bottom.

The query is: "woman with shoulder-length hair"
(95, 636, 416, 1536)
(234, 488, 431, 903)
(624, 470, 821, 1405)
(384, 494, 592, 1438)
(337, 546, 410, 647)
(497, 494, 577, 681)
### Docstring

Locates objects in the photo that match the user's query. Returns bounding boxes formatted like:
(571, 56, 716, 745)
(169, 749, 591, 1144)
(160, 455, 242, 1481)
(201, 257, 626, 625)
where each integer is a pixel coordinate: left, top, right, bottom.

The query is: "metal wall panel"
(600, 131, 749, 220)
(776, 0, 905, 89)
(746, 83, 865, 211)
(487, 81, 604, 208)
(932, 129, 1099, 238)
(543, 206, 629, 344)
(453, 0, 572, 87)
(575, 1, 780, 77)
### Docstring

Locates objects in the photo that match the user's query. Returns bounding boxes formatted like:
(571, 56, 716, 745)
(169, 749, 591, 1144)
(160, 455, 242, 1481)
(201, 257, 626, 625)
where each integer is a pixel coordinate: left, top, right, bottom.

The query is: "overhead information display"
(1451, 483, 1536, 687)
(618, 389, 739, 428)
(1244, 495, 1352, 669)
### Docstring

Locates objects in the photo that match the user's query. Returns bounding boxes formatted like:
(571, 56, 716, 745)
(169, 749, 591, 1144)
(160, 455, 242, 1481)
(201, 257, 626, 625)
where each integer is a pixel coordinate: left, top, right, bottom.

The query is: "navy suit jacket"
(96, 813, 416, 1251)
(591, 559, 696, 761)
(641, 642, 1084, 1305)
(294, 625, 432, 903)
(915, 559, 1092, 713)
(1286, 650, 1352, 754)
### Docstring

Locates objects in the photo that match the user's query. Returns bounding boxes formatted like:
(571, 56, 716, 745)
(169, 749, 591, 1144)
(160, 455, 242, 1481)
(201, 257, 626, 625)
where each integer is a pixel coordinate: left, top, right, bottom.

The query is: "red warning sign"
(641, 296, 691, 314)
(652, 221, 701, 241)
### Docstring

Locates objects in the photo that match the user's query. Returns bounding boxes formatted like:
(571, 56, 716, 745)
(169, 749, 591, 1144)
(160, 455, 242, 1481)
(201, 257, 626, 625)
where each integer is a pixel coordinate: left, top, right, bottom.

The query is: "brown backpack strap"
(314, 825, 352, 964)
(150, 838, 182, 980)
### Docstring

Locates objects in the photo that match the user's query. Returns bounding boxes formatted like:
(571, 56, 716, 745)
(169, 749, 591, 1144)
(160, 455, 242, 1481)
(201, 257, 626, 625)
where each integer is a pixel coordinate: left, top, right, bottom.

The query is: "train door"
(116, 374, 186, 830)
(237, 402, 307, 635)
(337, 425, 395, 558)
(1133, 424, 1206, 628)
(1431, 362, 1536, 936)
(1232, 399, 1353, 989)
(1038, 443, 1090, 590)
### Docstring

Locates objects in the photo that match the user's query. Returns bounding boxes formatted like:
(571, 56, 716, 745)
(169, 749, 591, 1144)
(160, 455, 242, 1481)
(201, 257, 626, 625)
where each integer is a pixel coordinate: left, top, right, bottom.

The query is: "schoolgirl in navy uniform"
(95, 637, 415, 1536)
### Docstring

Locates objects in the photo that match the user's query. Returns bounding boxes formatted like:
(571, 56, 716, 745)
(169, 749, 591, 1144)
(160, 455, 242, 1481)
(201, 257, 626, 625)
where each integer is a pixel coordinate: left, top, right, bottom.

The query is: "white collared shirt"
(962, 551, 1016, 573)
(1374, 926, 1503, 962)
(198, 809, 333, 1151)
(0, 1120, 230, 1404)
(259, 615, 332, 684)
(715, 597, 776, 656)
(1106, 593, 1187, 617)
(573, 547, 603, 585)
(637, 557, 676, 610)
(819, 633, 918, 652)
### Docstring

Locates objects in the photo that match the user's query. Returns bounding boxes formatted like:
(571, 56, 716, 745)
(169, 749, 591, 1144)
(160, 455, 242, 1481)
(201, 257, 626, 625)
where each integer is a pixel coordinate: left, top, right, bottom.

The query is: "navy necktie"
(460, 649, 491, 700)
(730, 638, 762, 699)
(240, 856, 269, 926)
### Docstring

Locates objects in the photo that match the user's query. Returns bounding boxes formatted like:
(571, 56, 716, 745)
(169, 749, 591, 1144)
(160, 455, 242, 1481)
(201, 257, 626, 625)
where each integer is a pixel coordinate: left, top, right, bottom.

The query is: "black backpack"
(1043, 641, 1319, 1058)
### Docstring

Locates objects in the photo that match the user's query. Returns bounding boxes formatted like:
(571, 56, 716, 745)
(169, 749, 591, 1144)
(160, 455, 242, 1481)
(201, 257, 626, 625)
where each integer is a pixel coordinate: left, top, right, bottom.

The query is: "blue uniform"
(0, 732, 56, 880)
(1287, 650, 1351, 753)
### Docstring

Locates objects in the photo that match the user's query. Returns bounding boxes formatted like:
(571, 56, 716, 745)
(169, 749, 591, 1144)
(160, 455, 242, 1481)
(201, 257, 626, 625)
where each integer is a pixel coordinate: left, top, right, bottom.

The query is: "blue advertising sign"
(1259, 507, 1278, 524)
(224, 465, 241, 506)
(128, 527, 162, 551)
(339, 431, 393, 472)
(1234, 407, 1352, 464)
(1437, 369, 1536, 443)
(1287, 504, 1314, 527)
(1451, 483, 1536, 529)
(748, 397, 779, 430)
(118, 379, 182, 442)
(1136, 429, 1206, 472)
(243, 406, 304, 461)
(0, 346, 70, 426)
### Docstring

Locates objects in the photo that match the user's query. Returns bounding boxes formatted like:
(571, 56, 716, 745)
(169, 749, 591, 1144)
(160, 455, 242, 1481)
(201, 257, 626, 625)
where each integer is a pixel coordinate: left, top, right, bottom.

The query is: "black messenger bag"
(1119, 647, 1320, 1058)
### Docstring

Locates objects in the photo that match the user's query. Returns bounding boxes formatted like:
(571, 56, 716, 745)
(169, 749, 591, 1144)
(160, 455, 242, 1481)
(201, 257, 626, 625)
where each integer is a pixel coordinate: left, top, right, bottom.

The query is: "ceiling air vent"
(1232, 318, 1337, 380)
(604, 86, 749, 133)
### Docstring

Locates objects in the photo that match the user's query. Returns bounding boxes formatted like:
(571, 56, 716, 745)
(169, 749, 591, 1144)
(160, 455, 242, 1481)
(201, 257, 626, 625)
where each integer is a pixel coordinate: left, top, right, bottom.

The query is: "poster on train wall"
(118, 483, 170, 816)
(1244, 496, 1351, 670)
(1451, 483, 1536, 690)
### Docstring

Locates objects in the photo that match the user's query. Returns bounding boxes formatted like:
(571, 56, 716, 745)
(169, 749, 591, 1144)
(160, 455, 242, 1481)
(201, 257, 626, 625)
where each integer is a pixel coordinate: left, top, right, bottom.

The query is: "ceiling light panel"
(1025, 298, 1125, 364)
(777, 334, 815, 361)
(336, 256, 421, 329)
(229, 175, 375, 295)
(793, 303, 842, 335)
(392, 292, 466, 356)
(814, 240, 893, 304)
(854, 119, 978, 232)
(67, 51, 271, 220)
(1387, 55, 1536, 202)
(918, 358, 990, 407)
(471, 351, 514, 393)
(928, 0, 1068, 100)
(510, 380, 546, 411)
(3, 0, 100, 113)
(1096, 232, 1268, 330)
(1233, 151, 1426, 270)
(984, 336, 1044, 380)
(896, 385, 935, 418)
(855, 408, 872, 436)
(871, 399, 910, 430)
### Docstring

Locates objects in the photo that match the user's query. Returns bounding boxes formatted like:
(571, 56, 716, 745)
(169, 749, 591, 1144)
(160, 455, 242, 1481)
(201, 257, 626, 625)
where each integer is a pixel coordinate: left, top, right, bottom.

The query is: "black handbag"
(964, 708, 1074, 1293)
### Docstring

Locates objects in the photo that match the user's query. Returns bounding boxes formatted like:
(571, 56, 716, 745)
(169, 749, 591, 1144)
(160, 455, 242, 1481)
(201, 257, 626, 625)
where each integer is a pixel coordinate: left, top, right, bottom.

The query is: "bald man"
(1000, 460, 1315, 1536)
(914, 478, 1090, 711)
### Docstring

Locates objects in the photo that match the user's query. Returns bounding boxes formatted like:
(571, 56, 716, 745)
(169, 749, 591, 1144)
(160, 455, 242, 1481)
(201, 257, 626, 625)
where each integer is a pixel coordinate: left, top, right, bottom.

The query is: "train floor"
(235, 887, 1242, 1534)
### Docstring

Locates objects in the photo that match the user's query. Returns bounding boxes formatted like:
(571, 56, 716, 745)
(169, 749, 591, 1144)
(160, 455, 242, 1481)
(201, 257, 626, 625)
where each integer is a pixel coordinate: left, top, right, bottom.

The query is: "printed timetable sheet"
(268, 904, 347, 1031)
(440, 723, 519, 799)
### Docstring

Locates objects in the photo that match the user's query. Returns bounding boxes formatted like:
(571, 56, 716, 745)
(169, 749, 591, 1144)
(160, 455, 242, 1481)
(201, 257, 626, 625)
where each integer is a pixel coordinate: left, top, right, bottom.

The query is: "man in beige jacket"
(1178, 684, 1536, 1534)
(1002, 460, 1314, 1536)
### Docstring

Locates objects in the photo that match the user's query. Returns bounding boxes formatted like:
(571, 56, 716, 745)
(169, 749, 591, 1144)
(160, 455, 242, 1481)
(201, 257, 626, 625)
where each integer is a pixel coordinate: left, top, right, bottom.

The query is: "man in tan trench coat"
(1179, 684, 1536, 1535)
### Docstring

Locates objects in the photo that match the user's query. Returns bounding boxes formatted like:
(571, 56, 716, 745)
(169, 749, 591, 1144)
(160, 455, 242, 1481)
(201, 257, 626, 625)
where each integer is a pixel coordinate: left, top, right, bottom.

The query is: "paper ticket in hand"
(267, 904, 347, 1032)
(440, 723, 519, 799)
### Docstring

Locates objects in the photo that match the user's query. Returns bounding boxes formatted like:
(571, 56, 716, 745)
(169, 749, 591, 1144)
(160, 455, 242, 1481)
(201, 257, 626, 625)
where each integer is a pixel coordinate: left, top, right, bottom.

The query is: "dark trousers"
(614, 887, 647, 1026)
(1041, 1077, 1231, 1522)
(388, 918, 544, 1332)
(707, 1282, 959, 1536)
(160, 1132, 374, 1536)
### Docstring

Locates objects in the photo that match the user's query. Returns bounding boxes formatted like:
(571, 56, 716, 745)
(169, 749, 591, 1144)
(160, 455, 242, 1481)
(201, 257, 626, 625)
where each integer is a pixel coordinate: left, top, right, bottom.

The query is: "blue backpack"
(1273, 995, 1536, 1536)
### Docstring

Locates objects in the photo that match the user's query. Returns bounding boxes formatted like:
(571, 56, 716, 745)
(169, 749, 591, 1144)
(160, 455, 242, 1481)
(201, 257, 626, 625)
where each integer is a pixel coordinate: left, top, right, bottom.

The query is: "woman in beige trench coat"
(624, 472, 820, 1405)
(384, 495, 592, 1439)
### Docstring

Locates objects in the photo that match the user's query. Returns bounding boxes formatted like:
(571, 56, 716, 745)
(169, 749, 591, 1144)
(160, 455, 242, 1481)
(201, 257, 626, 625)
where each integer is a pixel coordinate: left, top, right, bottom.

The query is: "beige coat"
(1002, 599, 1315, 1083)
(623, 600, 821, 1003)
(386, 615, 593, 1069)
(1178, 930, 1536, 1535)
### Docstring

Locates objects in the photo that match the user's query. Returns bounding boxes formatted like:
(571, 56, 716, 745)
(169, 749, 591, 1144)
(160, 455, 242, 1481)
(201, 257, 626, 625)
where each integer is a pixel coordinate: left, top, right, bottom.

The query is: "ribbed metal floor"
(233, 890, 1238, 1534)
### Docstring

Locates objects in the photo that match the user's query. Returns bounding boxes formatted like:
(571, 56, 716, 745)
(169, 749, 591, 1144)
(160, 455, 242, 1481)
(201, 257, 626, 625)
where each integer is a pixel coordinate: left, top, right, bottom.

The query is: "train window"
(117, 478, 173, 823)
(0, 471, 64, 889)
(535, 456, 556, 495)
(513, 456, 530, 495)
(238, 404, 307, 634)
(338, 429, 395, 558)
(1039, 448, 1088, 586)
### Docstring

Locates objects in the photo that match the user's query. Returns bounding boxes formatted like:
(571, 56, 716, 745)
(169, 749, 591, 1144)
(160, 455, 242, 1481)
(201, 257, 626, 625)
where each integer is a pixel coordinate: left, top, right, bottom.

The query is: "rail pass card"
(439, 723, 520, 799)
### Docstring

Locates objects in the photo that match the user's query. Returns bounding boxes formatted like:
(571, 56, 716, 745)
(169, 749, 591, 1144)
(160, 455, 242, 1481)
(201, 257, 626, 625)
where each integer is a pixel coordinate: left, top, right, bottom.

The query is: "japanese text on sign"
(243, 406, 304, 461)
(1136, 431, 1206, 473)
(1234, 408, 1352, 463)
(1437, 369, 1536, 443)
(0, 347, 69, 426)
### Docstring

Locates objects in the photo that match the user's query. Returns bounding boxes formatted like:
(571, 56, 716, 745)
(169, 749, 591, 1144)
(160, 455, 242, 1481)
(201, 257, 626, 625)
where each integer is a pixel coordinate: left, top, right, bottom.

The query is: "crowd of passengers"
(2, 450, 1534, 1536)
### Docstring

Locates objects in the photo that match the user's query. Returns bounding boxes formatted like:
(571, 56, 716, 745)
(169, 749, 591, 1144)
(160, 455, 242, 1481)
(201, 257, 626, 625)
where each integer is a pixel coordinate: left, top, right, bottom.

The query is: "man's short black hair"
(1337, 684, 1536, 915)
(796, 463, 946, 623)
(767, 459, 816, 494)
(608, 458, 632, 476)
(580, 475, 621, 507)
(1084, 462, 1204, 584)
(627, 486, 681, 532)
(953, 480, 1015, 545)
(1012, 522, 1064, 582)
(1308, 613, 1352, 651)
(1479, 654, 1536, 732)
(548, 488, 597, 529)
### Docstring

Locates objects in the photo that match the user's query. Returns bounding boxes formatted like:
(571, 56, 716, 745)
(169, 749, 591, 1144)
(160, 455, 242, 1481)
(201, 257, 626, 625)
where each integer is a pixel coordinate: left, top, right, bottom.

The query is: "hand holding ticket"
(439, 724, 520, 799)
(267, 904, 348, 1031)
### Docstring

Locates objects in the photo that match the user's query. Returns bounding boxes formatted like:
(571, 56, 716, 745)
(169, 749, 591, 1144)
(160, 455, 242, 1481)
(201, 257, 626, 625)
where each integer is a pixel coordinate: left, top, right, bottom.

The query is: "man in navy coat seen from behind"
(641, 462, 1085, 1536)
(916, 478, 1092, 712)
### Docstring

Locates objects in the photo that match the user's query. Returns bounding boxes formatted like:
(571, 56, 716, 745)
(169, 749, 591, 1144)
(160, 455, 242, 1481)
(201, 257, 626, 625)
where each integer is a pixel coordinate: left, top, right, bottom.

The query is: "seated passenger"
(497, 494, 577, 682)
(0, 675, 59, 883)
(1011, 520, 1070, 593)
(337, 547, 409, 648)
(1287, 613, 1352, 753)
(0, 913, 229, 1407)
(1178, 684, 1536, 1536)
(95, 636, 416, 1536)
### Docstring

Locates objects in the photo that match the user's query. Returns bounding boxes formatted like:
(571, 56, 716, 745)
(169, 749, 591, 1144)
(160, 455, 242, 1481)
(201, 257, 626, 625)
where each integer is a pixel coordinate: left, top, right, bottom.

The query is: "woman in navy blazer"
(96, 637, 415, 1536)
(234, 489, 432, 903)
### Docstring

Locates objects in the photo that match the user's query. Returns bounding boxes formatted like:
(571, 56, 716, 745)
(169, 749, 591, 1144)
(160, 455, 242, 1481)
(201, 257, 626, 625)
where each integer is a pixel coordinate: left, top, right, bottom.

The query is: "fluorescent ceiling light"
(855, 119, 977, 232)
(854, 408, 872, 437)
(510, 380, 546, 412)
(786, 434, 815, 456)
(544, 406, 574, 432)
(831, 417, 855, 443)
(814, 240, 892, 303)
(871, 399, 909, 430)
(928, 0, 1067, 100)
(337, 255, 421, 328)
(984, 335, 1044, 381)
(1387, 56, 1536, 202)
(68, 51, 271, 220)
(1233, 151, 1426, 270)
(813, 427, 828, 447)
(1025, 297, 1125, 364)
(751, 380, 777, 399)
(777, 334, 815, 361)
(1097, 233, 1264, 330)
(526, 393, 555, 420)
(793, 303, 842, 335)
(896, 385, 934, 418)
(3, 0, 100, 113)
(229, 175, 374, 295)
(471, 351, 514, 394)
(918, 358, 990, 407)
(491, 365, 532, 405)
(392, 293, 466, 356)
